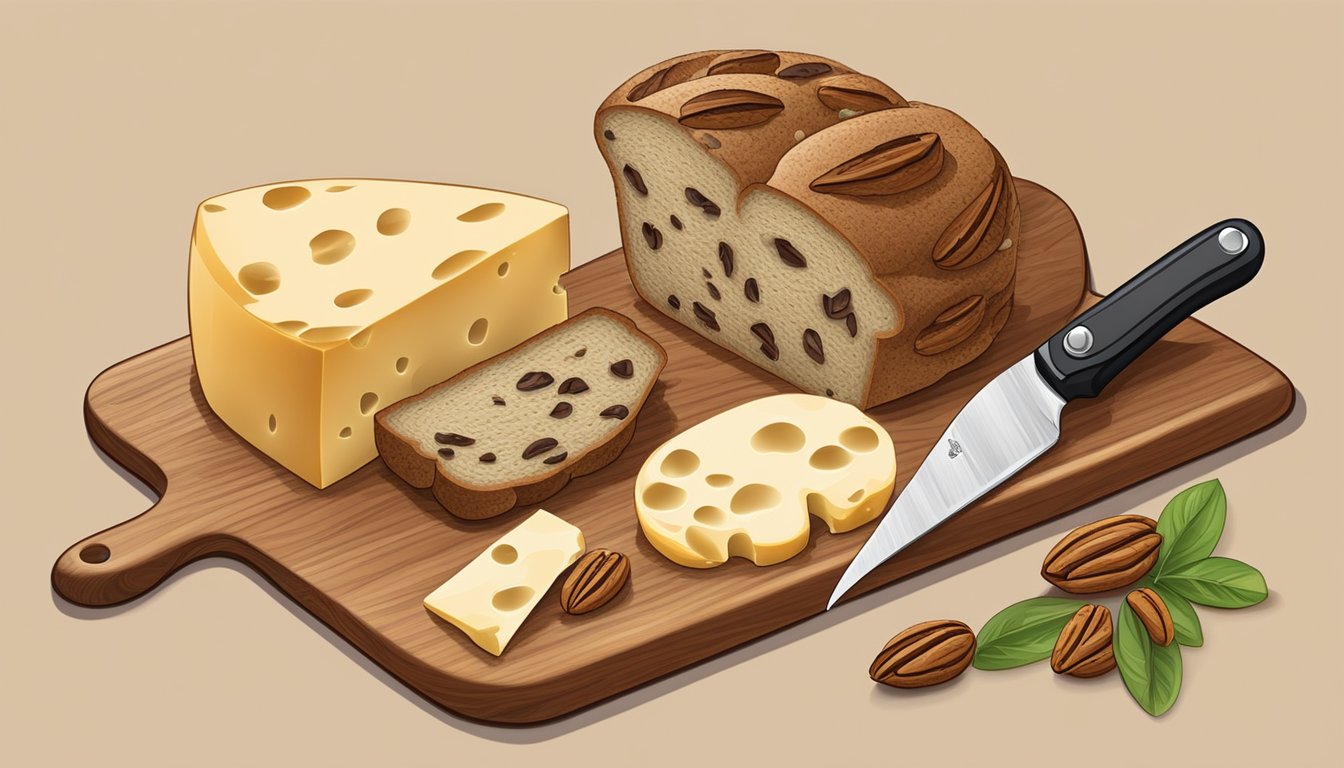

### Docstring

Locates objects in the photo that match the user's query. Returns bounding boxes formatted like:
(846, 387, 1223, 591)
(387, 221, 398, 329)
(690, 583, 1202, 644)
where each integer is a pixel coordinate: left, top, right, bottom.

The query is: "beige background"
(3, 0, 1341, 764)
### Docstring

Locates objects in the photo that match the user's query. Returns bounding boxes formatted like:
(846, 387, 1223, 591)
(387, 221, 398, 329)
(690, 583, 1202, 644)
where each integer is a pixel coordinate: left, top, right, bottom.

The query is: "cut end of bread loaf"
(595, 50, 1019, 409)
(602, 110, 898, 406)
(376, 308, 666, 519)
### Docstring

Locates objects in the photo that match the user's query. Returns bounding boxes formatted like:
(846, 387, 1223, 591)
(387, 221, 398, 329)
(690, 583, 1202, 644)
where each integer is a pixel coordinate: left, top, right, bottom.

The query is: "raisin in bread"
(376, 308, 666, 519)
(595, 50, 1018, 408)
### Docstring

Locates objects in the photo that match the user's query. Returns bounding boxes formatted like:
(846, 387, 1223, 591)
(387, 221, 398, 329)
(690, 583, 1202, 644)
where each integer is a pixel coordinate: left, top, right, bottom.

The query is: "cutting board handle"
(52, 492, 219, 607)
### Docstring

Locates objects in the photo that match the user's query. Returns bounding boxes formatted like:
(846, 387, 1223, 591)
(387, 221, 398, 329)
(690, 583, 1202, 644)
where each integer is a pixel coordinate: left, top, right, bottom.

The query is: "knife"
(827, 219, 1264, 609)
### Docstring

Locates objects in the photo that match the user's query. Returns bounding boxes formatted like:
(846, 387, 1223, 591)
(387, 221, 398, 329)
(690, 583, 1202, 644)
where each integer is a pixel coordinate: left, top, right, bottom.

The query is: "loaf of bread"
(595, 50, 1018, 408)
(376, 308, 666, 519)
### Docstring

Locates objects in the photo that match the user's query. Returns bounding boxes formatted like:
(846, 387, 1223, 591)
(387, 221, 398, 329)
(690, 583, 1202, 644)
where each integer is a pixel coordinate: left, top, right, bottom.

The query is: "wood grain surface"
(51, 180, 1293, 724)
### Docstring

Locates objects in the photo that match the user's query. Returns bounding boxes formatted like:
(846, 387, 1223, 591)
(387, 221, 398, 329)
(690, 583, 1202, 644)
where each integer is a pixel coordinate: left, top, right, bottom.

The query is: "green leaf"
(1153, 479, 1226, 579)
(1162, 557, 1268, 608)
(1148, 581, 1204, 647)
(1115, 601, 1183, 716)
(972, 597, 1085, 670)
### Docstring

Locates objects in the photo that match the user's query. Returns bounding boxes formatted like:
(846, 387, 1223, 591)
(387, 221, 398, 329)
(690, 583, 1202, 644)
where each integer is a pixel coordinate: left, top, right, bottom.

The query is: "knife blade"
(827, 219, 1264, 609)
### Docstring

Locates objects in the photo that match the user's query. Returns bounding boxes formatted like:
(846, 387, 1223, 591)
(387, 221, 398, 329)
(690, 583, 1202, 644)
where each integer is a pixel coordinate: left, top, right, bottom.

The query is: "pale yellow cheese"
(423, 510, 584, 656)
(188, 179, 569, 488)
(636, 394, 896, 568)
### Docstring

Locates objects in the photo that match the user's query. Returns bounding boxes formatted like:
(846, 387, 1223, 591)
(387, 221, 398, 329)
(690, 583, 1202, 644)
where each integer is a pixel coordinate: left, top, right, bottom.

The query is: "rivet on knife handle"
(1035, 219, 1264, 401)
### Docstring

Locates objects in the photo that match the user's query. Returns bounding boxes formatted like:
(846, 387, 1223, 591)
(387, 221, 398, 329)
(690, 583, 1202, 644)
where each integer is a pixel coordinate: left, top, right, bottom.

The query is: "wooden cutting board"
(52, 180, 1292, 724)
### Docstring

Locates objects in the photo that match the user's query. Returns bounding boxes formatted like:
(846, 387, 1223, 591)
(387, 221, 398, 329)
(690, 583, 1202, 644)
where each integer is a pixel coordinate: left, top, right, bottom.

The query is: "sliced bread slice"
(376, 308, 666, 519)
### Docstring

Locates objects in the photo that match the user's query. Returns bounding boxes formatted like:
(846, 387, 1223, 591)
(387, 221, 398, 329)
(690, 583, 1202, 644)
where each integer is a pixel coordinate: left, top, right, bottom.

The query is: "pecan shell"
(678, 89, 785, 130)
(869, 619, 976, 689)
(560, 549, 631, 615)
(1126, 588, 1175, 647)
(932, 167, 1008, 269)
(811, 133, 943, 197)
(1051, 604, 1116, 678)
(914, 295, 986, 356)
(1041, 515, 1162, 594)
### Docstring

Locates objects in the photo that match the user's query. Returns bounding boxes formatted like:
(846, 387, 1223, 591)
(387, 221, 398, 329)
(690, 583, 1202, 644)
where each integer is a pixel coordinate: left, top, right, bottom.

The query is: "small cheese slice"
(188, 179, 569, 488)
(636, 394, 896, 568)
(423, 509, 584, 656)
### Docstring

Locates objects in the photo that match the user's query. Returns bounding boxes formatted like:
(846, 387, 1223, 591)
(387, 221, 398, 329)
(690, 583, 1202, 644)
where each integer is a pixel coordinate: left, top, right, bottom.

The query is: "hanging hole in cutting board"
(80, 544, 110, 564)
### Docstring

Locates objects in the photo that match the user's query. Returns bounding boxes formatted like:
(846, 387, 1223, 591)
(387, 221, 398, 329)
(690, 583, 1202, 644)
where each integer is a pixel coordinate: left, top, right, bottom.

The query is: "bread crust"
(374, 308, 667, 520)
(595, 50, 1018, 408)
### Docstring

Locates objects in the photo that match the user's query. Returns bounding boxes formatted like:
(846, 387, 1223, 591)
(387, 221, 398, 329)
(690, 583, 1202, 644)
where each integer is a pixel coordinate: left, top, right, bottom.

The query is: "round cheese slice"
(635, 394, 896, 568)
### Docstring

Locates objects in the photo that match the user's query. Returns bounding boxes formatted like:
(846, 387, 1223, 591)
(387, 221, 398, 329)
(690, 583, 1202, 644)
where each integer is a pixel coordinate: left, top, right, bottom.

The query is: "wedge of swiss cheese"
(188, 179, 569, 488)
(423, 509, 584, 656)
(636, 394, 896, 567)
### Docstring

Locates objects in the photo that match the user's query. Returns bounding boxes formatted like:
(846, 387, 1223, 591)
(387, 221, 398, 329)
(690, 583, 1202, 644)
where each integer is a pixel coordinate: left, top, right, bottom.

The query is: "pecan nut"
(1126, 588, 1175, 647)
(869, 619, 975, 688)
(560, 549, 631, 615)
(914, 295, 986, 356)
(815, 73, 906, 112)
(627, 54, 715, 101)
(776, 61, 833, 80)
(932, 167, 1008, 269)
(1041, 514, 1162, 594)
(678, 89, 785, 130)
(1051, 604, 1116, 678)
(707, 50, 781, 76)
(811, 133, 943, 196)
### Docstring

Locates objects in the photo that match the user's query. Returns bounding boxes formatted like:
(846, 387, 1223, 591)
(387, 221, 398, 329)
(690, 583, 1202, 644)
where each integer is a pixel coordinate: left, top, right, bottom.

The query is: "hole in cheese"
(262, 186, 311, 210)
(552, 284, 566, 295)
(457, 202, 506, 222)
(693, 506, 727, 525)
(705, 473, 733, 487)
(685, 527, 720, 561)
(268, 414, 277, 433)
(653, 519, 683, 535)
(726, 532, 755, 560)
(310, 229, 356, 265)
(848, 489, 865, 502)
(274, 320, 307, 335)
(467, 318, 489, 345)
(805, 492, 827, 518)
(395, 356, 410, 374)
(643, 482, 687, 511)
(350, 327, 373, 348)
(325, 185, 355, 193)
(730, 484, 782, 514)
(237, 262, 281, 296)
(300, 325, 361, 343)
(376, 208, 411, 236)
(432, 250, 489, 281)
(338, 427, 353, 439)
(334, 288, 373, 308)
(491, 544, 518, 564)
(203, 204, 226, 212)
(809, 445, 852, 470)
(750, 422, 806, 453)
(661, 449, 700, 478)
(497, 261, 510, 277)
(491, 585, 534, 611)
(839, 426, 880, 453)
(360, 392, 379, 415)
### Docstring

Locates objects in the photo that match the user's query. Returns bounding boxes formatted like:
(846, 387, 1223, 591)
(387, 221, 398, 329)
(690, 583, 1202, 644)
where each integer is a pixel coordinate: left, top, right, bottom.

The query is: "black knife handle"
(1035, 219, 1263, 401)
